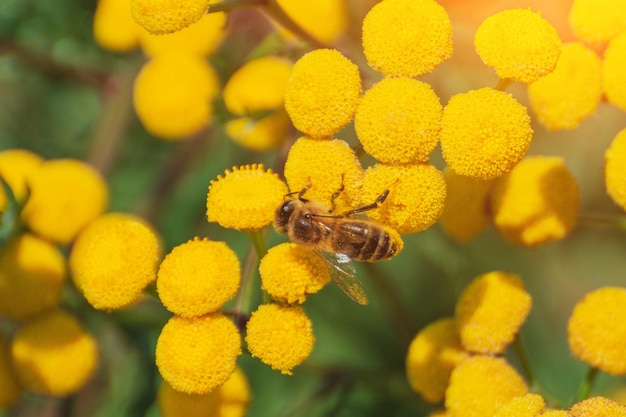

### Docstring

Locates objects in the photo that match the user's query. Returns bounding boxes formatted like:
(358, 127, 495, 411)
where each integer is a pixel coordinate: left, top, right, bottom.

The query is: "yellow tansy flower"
(494, 393, 546, 417)
(605, 128, 626, 211)
(568, 287, 626, 375)
(405, 317, 470, 404)
(245, 304, 314, 375)
(218, 366, 250, 417)
(259, 243, 331, 304)
(225, 111, 290, 152)
(445, 356, 528, 417)
(70, 213, 162, 310)
(156, 313, 241, 394)
(360, 163, 446, 234)
(602, 32, 626, 113)
(283, 137, 363, 211)
(157, 237, 240, 317)
(439, 168, 494, 242)
(474, 8, 562, 84)
(361, 0, 452, 77)
(93, 0, 141, 52)
(284, 49, 361, 138)
(131, 0, 210, 35)
(10, 310, 98, 396)
(528, 42, 602, 131)
(354, 77, 442, 164)
(568, 0, 626, 47)
(569, 396, 626, 416)
(133, 54, 219, 140)
(0, 148, 42, 208)
(0, 335, 21, 407)
(440, 87, 533, 180)
(455, 271, 532, 354)
(490, 156, 579, 246)
(139, 11, 226, 57)
(207, 164, 288, 231)
(273, 0, 348, 44)
(21, 159, 108, 245)
(0, 233, 66, 320)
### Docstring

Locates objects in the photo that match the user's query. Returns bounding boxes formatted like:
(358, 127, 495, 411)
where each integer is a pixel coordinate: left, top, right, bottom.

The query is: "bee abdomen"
(336, 222, 397, 261)
(359, 228, 397, 261)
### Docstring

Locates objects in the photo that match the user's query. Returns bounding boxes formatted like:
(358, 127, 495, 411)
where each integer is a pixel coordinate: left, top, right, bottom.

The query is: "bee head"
(274, 198, 299, 234)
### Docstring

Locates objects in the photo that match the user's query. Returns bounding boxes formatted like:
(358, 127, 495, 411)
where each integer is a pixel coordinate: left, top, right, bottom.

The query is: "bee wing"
(319, 251, 369, 305)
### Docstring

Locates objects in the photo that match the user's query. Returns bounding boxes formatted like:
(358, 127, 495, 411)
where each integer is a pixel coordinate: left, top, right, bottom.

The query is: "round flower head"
(131, 0, 209, 34)
(260, 243, 330, 304)
(490, 156, 579, 246)
(284, 137, 363, 212)
(0, 335, 21, 407)
(207, 164, 288, 230)
(93, 0, 141, 52)
(223, 56, 293, 116)
(139, 11, 226, 57)
(225, 111, 289, 152)
(445, 356, 528, 417)
(0, 149, 42, 208)
(361, 0, 452, 77)
(133, 54, 219, 140)
(10, 310, 98, 396)
(568, 0, 626, 47)
(21, 159, 108, 245)
(217, 366, 250, 417)
(602, 32, 626, 113)
(245, 304, 314, 375)
(474, 8, 562, 84)
(569, 397, 626, 417)
(157, 237, 240, 317)
(439, 168, 494, 242)
(568, 287, 626, 375)
(455, 271, 532, 354)
(70, 213, 162, 310)
(156, 313, 241, 394)
(494, 394, 546, 417)
(284, 49, 361, 138)
(0, 233, 66, 320)
(528, 42, 602, 131)
(360, 163, 446, 234)
(354, 77, 442, 164)
(605, 128, 626, 211)
(405, 317, 470, 403)
(274, 0, 348, 44)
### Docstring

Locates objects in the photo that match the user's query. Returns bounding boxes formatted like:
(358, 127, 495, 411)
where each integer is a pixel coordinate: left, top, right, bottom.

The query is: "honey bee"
(274, 180, 401, 305)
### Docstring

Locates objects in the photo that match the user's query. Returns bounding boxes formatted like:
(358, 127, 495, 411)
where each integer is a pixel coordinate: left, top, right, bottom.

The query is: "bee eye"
(274, 201, 294, 233)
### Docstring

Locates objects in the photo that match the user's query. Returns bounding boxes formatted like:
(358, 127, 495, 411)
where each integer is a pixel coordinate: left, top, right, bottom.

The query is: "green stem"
(207, 0, 266, 13)
(513, 333, 535, 387)
(233, 229, 271, 316)
(576, 366, 599, 401)
(495, 77, 513, 91)
(580, 213, 626, 229)
(263, 0, 329, 49)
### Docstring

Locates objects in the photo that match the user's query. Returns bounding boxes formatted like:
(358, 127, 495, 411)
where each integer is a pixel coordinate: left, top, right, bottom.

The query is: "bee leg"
(341, 189, 390, 216)
(297, 177, 313, 202)
(329, 174, 345, 213)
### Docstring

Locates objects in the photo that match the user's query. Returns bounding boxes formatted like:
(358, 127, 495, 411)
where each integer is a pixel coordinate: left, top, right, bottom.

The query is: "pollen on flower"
(361, 0, 452, 77)
(0, 233, 66, 320)
(93, 0, 141, 52)
(567, 287, 626, 375)
(490, 156, 579, 246)
(274, 0, 348, 44)
(130, 0, 210, 35)
(602, 32, 626, 113)
(283, 137, 363, 212)
(245, 304, 314, 375)
(284, 49, 361, 138)
(155, 313, 241, 394)
(474, 8, 562, 84)
(259, 243, 331, 304)
(70, 213, 162, 310)
(528, 42, 602, 131)
(360, 163, 446, 234)
(354, 77, 442, 164)
(569, 396, 626, 416)
(157, 237, 240, 317)
(439, 168, 494, 242)
(10, 310, 98, 396)
(133, 54, 219, 140)
(0, 149, 42, 208)
(225, 111, 290, 152)
(21, 159, 108, 245)
(605, 128, 626, 211)
(405, 318, 470, 404)
(207, 164, 288, 231)
(440, 87, 533, 180)
(455, 271, 532, 354)
(494, 393, 546, 417)
(0, 335, 21, 407)
(568, 0, 626, 47)
(445, 356, 528, 417)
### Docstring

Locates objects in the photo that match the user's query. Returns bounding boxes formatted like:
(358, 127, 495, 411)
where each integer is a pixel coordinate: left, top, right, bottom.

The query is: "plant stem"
(263, 0, 329, 49)
(233, 229, 270, 317)
(495, 77, 513, 91)
(207, 0, 267, 13)
(576, 366, 599, 401)
(513, 333, 535, 387)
